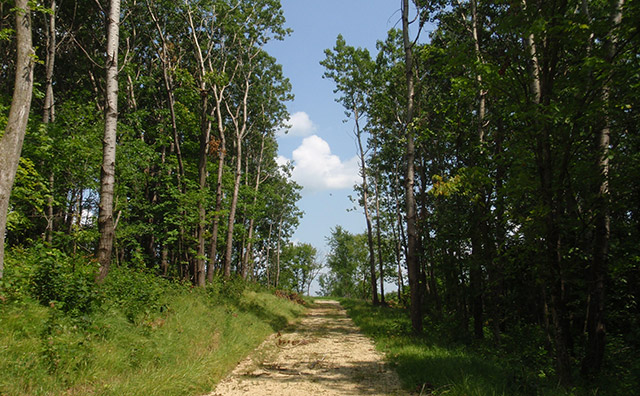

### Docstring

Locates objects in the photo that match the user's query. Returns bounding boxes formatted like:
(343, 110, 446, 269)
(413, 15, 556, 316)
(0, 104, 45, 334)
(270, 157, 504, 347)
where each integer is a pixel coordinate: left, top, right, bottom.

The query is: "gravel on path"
(208, 299, 409, 396)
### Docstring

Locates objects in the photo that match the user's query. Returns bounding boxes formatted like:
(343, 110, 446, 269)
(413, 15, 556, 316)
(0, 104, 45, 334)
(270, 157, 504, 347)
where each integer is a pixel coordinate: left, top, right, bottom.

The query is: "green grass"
(340, 299, 627, 396)
(0, 288, 305, 396)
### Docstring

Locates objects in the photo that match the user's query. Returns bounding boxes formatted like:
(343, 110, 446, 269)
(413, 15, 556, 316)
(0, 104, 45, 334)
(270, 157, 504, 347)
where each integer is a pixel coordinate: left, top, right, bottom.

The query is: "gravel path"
(208, 300, 408, 396)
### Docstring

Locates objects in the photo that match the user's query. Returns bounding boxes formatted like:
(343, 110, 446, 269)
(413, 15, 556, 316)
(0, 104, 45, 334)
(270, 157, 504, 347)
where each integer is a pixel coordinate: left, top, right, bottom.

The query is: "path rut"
(208, 300, 408, 396)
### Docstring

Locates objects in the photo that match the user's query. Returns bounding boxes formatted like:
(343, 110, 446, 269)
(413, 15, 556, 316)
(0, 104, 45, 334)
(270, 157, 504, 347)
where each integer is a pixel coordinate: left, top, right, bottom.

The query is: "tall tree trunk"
(265, 221, 273, 286)
(96, 0, 121, 283)
(208, 135, 226, 280)
(223, 77, 251, 277)
(146, 0, 185, 188)
(224, 134, 243, 277)
(355, 108, 379, 305)
(207, 84, 229, 282)
(471, 0, 486, 340)
(402, 0, 422, 333)
(195, 98, 212, 286)
(0, 0, 34, 279)
(43, 0, 56, 124)
(241, 133, 267, 280)
(393, 165, 407, 302)
(275, 215, 283, 287)
(522, 0, 572, 383)
(43, 0, 56, 244)
(374, 175, 385, 305)
(186, 4, 211, 286)
(582, 0, 624, 377)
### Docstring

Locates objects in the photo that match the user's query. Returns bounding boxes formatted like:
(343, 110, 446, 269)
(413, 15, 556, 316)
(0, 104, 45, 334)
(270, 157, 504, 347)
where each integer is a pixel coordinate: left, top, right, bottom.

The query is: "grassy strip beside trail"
(1, 288, 304, 396)
(0, 249, 306, 396)
(340, 299, 631, 396)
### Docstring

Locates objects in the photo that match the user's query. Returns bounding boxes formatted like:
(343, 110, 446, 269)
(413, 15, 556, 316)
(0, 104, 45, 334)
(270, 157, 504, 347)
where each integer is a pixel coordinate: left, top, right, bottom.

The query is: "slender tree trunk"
(471, 0, 485, 340)
(43, 1, 56, 124)
(374, 176, 385, 305)
(195, 98, 212, 286)
(582, 0, 623, 377)
(265, 221, 273, 286)
(355, 109, 379, 305)
(96, 0, 121, 283)
(186, 4, 212, 286)
(275, 215, 283, 287)
(208, 138, 226, 280)
(402, 0, 422, 333)
(147, 1, 185, 188)
(43, 0, 56, 244)
(207, 86, 228, 282)
(393, 165, 407, 302)
(522, 0, 572, 383)
(391, 210, 404, 302)
(224, 135, 243, 277)
(242, 134, 266, 280)
(0, 0, 34, 278)
(223, 78, 251, 277)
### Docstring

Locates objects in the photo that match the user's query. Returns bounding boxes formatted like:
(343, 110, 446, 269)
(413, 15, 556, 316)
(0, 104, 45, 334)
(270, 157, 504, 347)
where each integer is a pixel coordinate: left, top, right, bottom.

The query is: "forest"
(1, 0, 639, 394)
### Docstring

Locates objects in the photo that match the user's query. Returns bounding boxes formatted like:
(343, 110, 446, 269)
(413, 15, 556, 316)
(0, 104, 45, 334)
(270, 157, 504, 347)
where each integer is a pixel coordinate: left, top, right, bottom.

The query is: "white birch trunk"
(96, 0, 121, 282)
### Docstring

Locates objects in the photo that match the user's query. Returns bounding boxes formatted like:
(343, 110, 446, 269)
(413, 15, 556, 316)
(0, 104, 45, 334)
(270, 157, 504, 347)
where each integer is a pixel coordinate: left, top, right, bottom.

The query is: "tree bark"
(241, 133, 267, 280)
(43, 0, 56, 124)
(374, 175, 385, 305)
(522, 0, 572, 384)
(275, 215, 283, 287)
(224, 132, 243, 277)
(186, 3, 212, 286)
(96, 0, 121, 283)
(207, 95, 227, 281)
(223, 77, 252, 277)
(402, 0, 422, 333)
(582, 0, 624, 377)
(0, 0, 34, 279)
(43, 0, 57, 244)
(355, 107, 379, 305)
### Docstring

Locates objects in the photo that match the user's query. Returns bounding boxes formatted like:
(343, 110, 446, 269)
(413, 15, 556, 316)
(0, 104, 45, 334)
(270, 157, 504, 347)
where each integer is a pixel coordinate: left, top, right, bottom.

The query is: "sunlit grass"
(0, 289, 305, 396)
(339, 299, 611, 396)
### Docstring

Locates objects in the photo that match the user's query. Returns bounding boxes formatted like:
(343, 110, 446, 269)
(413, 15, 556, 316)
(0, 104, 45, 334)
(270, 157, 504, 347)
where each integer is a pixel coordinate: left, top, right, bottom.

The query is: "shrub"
(100, 266, 171, 323)
(2, 246, 100, 316)
(26, 247, 99, 316)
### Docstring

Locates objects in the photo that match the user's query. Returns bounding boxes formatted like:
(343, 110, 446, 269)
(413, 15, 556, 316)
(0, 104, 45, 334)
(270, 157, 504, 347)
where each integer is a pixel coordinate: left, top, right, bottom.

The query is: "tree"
(582, 0, 625, 377)
(0, 0, 34, 279)
(278, 242, 320, 295)
(321, 34, 379, 305)
(96, 0, 121, 282)
(320, 226, 370, 299)
(401, 0, 423, 333)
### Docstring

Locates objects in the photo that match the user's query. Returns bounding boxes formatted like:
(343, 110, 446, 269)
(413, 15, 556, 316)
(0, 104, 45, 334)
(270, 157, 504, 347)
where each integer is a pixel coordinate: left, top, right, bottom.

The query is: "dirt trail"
(208, 300, 408, 396)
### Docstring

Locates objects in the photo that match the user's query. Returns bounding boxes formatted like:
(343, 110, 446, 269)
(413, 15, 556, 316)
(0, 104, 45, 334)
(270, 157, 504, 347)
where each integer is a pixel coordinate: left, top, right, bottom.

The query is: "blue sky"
(265, 0, 403, 259)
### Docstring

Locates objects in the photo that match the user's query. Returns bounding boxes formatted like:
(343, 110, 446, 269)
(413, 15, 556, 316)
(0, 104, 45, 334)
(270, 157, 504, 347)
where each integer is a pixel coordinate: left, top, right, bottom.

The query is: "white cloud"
(286, 135, 359, 192)
(276, 155, 290, 168)
(277, 111, 317, 137)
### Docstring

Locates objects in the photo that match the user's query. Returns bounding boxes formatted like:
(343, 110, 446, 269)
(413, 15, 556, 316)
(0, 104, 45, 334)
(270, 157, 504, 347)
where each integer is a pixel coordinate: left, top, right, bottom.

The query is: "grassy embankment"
(0, 247, 306, 396)
(340, 299, 637, 396)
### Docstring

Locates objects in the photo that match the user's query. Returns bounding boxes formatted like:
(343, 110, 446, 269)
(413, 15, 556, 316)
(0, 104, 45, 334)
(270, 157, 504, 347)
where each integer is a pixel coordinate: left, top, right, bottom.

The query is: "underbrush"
(0, 246, 306, 396)
(340, 299, 638, 396)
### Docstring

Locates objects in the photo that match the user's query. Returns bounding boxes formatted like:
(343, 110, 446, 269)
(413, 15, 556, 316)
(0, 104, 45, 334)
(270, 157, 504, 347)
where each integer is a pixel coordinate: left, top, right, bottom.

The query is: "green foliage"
(31, 255, 98, 317)
(3, 246, 100, 317)
(100, 266, 171, 323)
(0, 247, 305, 396)
(319, 226, 370, 299)
(277, 242, 320, 294)
(341, 299, 628, 396)
(6, 157, 49, 235)
(205, 274, 249, 303)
